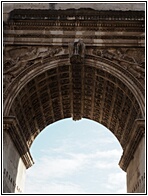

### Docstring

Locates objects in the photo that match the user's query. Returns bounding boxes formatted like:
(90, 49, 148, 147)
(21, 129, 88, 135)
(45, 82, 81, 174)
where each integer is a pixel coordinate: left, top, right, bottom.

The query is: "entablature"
(3, 9, 145, 47)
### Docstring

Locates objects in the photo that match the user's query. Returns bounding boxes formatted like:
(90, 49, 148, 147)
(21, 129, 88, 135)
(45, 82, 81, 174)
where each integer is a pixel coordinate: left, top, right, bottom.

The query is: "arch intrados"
(5, 55, 143, 152)
(4, 54, 144, 117)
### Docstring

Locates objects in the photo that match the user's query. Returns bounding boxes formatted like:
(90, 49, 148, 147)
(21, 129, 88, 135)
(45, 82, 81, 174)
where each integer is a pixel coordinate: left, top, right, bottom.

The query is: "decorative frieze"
(3, 45, 145, 93)
(3, 46, 64, 91)
(92, 47, 145, 83)
(3, 9, 144, 47)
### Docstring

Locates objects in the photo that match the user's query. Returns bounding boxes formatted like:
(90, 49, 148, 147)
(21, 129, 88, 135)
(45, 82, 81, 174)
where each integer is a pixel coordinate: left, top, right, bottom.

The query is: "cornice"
(8, 9, 145, 21)
(4, 20, 144, 32)
(4, 9, 144, 32)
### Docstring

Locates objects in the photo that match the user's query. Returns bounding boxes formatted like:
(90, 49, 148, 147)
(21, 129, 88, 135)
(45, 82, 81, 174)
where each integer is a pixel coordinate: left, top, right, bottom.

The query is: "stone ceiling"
(10, 59, 142, 149)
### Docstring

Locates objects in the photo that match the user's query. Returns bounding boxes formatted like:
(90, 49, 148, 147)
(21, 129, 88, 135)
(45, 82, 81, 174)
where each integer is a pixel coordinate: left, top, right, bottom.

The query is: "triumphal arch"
(3, 3, 145, 193)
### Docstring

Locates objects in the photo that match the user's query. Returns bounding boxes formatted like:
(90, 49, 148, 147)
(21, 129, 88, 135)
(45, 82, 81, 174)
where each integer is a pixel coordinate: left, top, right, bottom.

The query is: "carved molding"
(4, 34, 145, 40)
(5, 25, 144, 33)
(86, 54, 144, 96)
(92, 47, 145, 84)
(4, 60, 143, 148)
(3, 46, 64, 91)
(3, 116, 34, 169)
(4, 9, 144, 32)
(3, 52, 145, 122)
(8, 9, 145, 21)
(119, 119, 145, 171)
(3, 46, 144, 93)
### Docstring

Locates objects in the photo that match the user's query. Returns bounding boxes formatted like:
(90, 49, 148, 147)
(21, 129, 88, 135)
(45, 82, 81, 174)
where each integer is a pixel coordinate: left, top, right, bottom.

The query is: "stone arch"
(4, 54, 144, 117)
(3, 6, 145, 193)
(3, 51, 145, 194)
(4, 53, 144, 164)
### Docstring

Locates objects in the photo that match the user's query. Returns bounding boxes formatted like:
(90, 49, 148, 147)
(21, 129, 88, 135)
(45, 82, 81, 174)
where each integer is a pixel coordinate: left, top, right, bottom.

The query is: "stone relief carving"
(3, 46, 63, 90)
(69, 39, 85, 64)
(92, 48, 145, 81)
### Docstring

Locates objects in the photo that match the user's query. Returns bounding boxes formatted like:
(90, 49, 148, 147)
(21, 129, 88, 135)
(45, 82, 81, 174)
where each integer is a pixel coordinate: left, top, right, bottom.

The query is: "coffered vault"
(3, 8, 145, 193)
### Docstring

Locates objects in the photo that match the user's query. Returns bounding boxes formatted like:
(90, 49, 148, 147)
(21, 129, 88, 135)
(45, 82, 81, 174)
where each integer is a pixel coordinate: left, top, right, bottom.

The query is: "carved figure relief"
(69, 39, 85, 64)
(3, 46, 63, 90)
(92, 48, 145, 82)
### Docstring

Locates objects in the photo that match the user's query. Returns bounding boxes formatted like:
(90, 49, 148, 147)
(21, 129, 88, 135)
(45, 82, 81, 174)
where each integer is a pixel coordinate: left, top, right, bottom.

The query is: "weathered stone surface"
(3, 3, 145, 13)
(3, 126, 27, 193)
(126, 136, 145, 193)
(3, 5, 145, 194)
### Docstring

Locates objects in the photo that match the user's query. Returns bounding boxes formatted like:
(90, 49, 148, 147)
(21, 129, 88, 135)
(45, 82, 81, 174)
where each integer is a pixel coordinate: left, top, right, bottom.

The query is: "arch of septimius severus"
(3, 2, 145, 193)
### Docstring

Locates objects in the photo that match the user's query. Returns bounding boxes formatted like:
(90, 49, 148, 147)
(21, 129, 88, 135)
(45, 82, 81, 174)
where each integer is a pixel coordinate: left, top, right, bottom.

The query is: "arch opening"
(8, 60, 143, 149)
(24, 118, 126, 194)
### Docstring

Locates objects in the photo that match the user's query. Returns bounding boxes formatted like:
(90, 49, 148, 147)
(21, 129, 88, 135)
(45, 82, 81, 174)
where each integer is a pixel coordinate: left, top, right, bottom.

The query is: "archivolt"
(3, 55, 144, 150)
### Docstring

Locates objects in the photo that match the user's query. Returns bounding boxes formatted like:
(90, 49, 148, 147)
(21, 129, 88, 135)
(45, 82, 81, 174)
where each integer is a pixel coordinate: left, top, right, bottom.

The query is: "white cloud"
(25, 181, 85, 194)
(26, 156, 86, 181)
(61, 135, 118, 149)
(24, 119, 126, 194)
(95, 161, 117, 169)
(106, 172, 127, 193)
(67, 149, 122, 161)
(93, 149, 122, 159)
(25, 148, 125, 193)
(25, 154, 88, 193)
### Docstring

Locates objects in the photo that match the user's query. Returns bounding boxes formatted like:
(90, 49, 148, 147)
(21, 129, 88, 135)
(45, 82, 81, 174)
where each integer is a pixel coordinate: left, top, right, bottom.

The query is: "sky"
(24, 118, 126, 194)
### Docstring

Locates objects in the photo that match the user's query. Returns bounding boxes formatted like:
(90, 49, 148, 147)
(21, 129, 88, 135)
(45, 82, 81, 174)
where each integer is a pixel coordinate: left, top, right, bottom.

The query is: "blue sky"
(24, 118, 126, 194)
